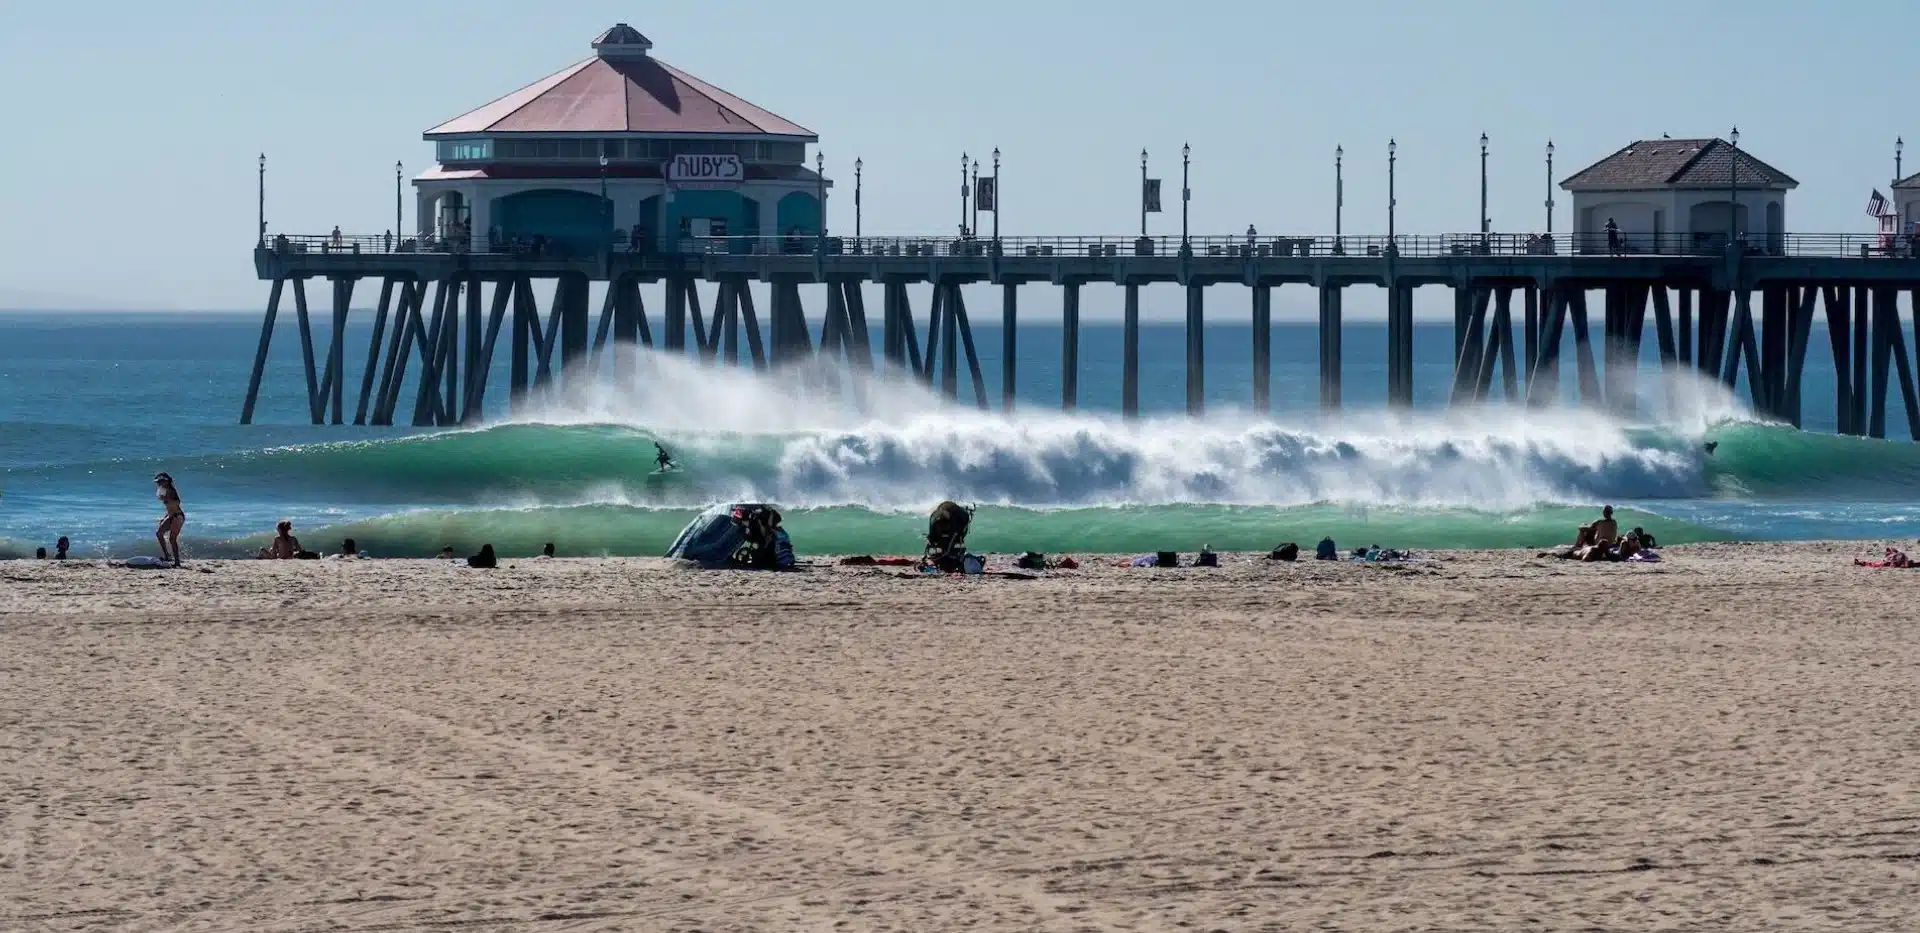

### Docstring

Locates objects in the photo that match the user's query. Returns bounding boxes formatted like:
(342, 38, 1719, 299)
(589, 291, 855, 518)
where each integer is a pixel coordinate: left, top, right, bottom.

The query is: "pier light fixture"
(1387, 138, 1398, 244)
(598, 154, 610, 252)
(1479, 132, 1490, 236)
(1139, 148, 1149, 238)
(816, 151, 826, 242)
(961, 151, 969, 236)
(1180, 142, 1191, 252)
(394, 160, 404, 246)
(1545, 140, 1555, 236)
(970, 155, 980, 241)
(256, 153, 266, 245)
(854, 157, 863, 239)
(991, 147, 1001, 243)
(1897, 137, 1904, 185)
(1335, 145, 1344, 241)
(1728, 126, 1740, 244)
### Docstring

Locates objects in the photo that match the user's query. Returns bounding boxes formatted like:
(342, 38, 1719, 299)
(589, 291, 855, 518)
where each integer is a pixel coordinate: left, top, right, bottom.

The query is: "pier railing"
(260, 231, 1920, 261)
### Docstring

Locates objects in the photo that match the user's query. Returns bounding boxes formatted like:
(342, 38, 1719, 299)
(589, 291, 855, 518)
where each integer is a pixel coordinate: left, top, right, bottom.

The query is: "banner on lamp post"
(1143, 178, 1163, 212)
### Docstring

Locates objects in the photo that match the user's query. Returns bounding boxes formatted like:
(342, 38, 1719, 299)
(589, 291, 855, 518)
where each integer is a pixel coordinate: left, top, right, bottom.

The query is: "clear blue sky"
(0, 0, 1910, 311)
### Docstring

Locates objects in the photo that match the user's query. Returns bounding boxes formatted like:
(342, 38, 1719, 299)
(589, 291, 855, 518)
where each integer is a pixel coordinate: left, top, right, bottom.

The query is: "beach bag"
(1268, 542, 1299, 562)
(1315, 537, 1337, 560)
(1015, 551, 1046, 570)
(1196, 550, 1219, 568)
(1155, 551, 1180, 567)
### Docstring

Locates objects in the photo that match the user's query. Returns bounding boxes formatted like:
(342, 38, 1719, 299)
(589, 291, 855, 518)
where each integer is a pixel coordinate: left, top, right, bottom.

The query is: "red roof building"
(414, 24, 827, 254)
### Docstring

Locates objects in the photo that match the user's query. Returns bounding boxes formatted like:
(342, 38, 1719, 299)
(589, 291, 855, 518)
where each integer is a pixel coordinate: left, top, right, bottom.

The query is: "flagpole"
(1128, 148, 1144, 237)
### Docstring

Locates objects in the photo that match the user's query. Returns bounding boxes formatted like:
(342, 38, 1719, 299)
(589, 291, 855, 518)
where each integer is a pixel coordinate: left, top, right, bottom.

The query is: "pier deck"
(243, 231, 1920, 441)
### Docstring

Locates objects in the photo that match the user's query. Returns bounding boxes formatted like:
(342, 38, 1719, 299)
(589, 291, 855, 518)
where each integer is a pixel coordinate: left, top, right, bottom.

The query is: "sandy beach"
(4, 543, 1919, 931)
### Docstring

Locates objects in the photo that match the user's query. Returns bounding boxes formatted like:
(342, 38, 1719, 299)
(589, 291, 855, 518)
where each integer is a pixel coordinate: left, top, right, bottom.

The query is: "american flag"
(1867, 189, 1891, 217)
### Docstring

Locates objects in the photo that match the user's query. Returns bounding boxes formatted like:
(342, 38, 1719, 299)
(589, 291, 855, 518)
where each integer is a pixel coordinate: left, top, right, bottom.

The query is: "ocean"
(4, 307, 1919, 559)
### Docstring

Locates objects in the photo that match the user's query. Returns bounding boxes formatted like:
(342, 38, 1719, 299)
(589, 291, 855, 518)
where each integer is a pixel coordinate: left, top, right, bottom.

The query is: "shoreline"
(4, 540, 1914, 616)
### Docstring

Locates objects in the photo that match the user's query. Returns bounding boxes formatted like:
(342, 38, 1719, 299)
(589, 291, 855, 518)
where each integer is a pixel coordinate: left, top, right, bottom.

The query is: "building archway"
(494, 189, 612, 256)
(1687, 201, 1748, 250)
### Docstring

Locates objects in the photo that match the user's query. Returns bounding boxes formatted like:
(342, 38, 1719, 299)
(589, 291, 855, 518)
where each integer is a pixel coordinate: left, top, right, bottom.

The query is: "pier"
(240, 24, 1920, 439)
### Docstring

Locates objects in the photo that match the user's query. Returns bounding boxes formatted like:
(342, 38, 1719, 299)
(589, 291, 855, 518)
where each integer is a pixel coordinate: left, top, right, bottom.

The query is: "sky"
(0, 0, 1913, 314)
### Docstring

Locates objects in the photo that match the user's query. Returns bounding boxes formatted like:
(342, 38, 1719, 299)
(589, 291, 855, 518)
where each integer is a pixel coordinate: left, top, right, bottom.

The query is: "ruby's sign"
(668, 154, 743, 183)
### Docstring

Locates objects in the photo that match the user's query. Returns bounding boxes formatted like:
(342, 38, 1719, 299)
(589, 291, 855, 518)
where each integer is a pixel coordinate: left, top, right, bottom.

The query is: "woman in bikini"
(154, 472, 185, 565)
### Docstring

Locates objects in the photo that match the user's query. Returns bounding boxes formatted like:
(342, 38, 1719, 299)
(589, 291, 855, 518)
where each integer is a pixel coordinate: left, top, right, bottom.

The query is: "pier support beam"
(1252, 284, 1271, 412)
(1386, 283, 1414, 407)
(1522, 285, 1538, 386)
(1062, 282, 1080, 410)
(239, 278, 285, 425)
(1185, 283, 1205, 415)
(1319, 285, 1342, 409)
(1122, 283, 1140, 417)
(558, 273, 590, 386)
(352, 278, 395, 426)
(1001, 283, 1017, 411)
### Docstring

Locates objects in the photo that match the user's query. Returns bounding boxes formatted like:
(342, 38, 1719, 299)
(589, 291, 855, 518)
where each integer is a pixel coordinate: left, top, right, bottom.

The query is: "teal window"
(438, 139, 492, 162)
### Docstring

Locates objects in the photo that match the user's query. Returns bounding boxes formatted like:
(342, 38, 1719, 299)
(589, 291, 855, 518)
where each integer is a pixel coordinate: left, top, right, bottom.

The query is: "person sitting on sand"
(259, 520, 301, 559)
(438, 546, 455, 560)
(55, 536, 69, 560)
(467, 543, 497, 569)
(1574, 505, 1619, 549)
(540, 542, 555, 558)
(340, 537, 358, 557)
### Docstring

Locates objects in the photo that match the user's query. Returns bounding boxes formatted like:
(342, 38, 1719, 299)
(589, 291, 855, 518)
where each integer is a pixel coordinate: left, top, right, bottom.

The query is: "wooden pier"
(244, 231, 1920, 439)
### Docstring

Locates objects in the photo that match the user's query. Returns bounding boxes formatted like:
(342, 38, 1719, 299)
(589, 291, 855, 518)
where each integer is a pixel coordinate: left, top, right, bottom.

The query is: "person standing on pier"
(153, 473, 185, 566)
(1605, 218, 1622, 256)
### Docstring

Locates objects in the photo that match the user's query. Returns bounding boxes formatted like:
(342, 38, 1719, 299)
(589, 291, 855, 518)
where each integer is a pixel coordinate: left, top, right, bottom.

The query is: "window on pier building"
(437, 139, 492, 162)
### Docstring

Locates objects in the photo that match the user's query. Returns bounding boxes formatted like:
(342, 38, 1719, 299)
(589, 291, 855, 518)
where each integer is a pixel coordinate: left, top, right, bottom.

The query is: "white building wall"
(1896, 188, 1920, 234)
(1571, 187, 1786, 253)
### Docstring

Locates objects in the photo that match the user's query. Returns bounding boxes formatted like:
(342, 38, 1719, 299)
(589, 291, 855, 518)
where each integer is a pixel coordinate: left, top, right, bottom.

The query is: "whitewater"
(14, 341, 1920, 559)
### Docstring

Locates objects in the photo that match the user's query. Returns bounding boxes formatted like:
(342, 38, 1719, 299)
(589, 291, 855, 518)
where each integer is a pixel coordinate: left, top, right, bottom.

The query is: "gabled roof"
(426, 25, 813, 139)
(1560, 138, 1797, 191)
(1894, 170, 1920, 190)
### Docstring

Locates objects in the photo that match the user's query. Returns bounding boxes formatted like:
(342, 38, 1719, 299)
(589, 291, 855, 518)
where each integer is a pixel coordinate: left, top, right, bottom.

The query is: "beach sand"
(4, 542, 1919, 931)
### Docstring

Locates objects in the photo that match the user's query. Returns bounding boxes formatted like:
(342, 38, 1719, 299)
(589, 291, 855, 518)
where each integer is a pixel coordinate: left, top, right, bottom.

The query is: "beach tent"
(666, 503, 746, 567)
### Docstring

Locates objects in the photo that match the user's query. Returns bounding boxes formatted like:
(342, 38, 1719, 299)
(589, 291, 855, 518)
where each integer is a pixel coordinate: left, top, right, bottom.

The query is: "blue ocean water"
(3, 304, 1919, 559)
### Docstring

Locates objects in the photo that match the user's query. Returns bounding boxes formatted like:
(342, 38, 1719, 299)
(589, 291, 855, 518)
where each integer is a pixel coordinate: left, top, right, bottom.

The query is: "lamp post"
(1897, 137, 1905, 185)
(970, 156, 980, 239)
(1479, 133, 1489, 236)
(599, 153, 610, 254)
(854, 157, 863, 238)
(257, 153, 266, 246)
(1139, 149, 1148, 237)
(1545, 140, 1555, 237)
(394, 160, 403, 246)
(1180, 142, 1191, 253)
(1387, 138, 1397, 246)
(1728, 126, 1740, 245)
(960, 151, 970, 236)
(816, 151, 826, 246)
(1335, 144, 1344, 243)
(991, 147, 1001, 243)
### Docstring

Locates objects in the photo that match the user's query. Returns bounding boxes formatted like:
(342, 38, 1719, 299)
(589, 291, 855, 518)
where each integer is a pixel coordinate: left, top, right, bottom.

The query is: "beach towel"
(1626, 549, 1661, 562)
(121, 555, 171, 569)
(1129, 554, 1157, 567)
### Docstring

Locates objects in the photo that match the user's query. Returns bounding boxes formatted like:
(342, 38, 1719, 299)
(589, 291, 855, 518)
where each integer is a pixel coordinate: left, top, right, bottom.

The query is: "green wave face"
(207, 502, 1725, 560)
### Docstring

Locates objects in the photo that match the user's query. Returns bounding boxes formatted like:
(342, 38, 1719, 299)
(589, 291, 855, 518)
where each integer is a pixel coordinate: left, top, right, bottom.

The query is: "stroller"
(924, 500, 974, 573)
